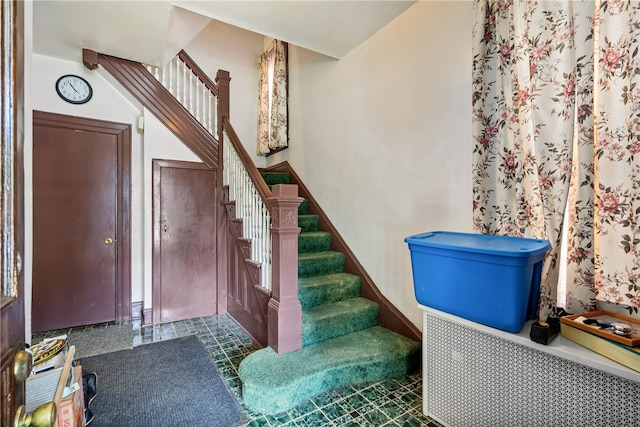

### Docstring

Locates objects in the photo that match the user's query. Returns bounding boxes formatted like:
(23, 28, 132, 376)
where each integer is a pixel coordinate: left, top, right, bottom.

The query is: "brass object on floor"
(14, 402, 56, 427)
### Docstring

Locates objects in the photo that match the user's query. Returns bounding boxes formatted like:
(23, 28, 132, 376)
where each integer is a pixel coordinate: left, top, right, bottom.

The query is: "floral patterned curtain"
(472, 0, 639, 319)
(591, 1, 640, 316)
(257, 40, 288, 155)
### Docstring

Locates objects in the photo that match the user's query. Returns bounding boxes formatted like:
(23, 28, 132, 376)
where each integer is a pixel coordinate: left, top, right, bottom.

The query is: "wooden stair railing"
(82, 49, 219, 169)
(223, 118, 303, 353)
(146, 50, 219, 136)
(84, 48, 303, 353)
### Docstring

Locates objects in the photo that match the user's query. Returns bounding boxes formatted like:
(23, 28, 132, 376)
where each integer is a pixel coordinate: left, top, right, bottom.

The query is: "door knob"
(13, 350, 32, 382)
(104, 237, 113, 245)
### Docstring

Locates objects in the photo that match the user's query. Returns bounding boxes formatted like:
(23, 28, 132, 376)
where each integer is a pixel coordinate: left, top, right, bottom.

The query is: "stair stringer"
(82, 49, 219, 168)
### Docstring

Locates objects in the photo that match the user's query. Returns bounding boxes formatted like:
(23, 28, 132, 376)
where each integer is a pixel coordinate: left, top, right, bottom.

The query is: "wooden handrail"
(85, 50, 219, 168)
(178, 50, 219, 97)
(222, 116, 272, 203)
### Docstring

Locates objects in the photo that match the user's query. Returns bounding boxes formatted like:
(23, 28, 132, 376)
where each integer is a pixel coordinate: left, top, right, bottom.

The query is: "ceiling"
(32, 1, 416, 66)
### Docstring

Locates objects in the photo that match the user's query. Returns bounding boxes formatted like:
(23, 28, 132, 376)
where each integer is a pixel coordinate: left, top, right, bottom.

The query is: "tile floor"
(38, 314, 442, 427)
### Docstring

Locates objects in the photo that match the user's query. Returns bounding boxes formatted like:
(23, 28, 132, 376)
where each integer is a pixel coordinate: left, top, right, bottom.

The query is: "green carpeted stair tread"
(302, 297, 379, 346)
(298, 273, 361, 309)
(298, 251, 345, 278)
(298, 231, 331, 253)
(261, 171, 290, 186)
(238, 326, 421, 415)
(251, 169, 421, 417)
(298, 199, 309, 215)
(298, 214, 319, 233)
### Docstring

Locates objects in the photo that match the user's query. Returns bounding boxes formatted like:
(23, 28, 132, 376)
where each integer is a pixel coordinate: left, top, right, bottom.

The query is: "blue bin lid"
(404, 231, 550, 257)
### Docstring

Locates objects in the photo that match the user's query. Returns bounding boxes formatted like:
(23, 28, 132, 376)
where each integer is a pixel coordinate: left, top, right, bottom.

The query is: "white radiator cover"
(423, 308, 640, 427)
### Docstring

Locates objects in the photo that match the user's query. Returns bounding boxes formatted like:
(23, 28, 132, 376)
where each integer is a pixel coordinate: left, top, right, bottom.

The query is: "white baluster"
(175, 60, 181, 101)
(216, 98, 219, 135)
(184, 71, 188, 107)
(245, 173, 251, 237)
(169, 57, 175, 96)
(251, 188, 257, 260)
(204, 90, 211, 133)
(241, 171, 247, 236)
(187, 72, 192, 115)
(223, 134, 229, 186)
(196, 81, 202, 124)
(176, 60, 181, 103)
(264, 207, 271, 290)
(222, 132, 273, 290)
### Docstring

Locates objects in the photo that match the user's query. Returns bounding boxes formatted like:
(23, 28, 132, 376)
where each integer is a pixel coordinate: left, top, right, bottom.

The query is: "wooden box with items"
(559, 310, 640, 372)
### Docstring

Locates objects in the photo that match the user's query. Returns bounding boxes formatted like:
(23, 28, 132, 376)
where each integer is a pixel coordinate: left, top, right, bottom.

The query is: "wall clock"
(55, 74, 93, 104)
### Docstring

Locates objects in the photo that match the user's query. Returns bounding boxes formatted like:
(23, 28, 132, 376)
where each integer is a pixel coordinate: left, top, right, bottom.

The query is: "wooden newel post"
(215, 69, 230, 126)
(267, 184, 303, 354)
(215, 69, 230, 176)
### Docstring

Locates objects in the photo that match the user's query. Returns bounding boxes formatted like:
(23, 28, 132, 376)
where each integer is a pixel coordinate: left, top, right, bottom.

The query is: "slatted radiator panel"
(424, 311, 640, 427)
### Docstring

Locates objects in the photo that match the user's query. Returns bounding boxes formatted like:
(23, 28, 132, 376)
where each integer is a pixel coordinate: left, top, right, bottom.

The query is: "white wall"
(184, 19, 266, 167)
(267, 1, 474, 329)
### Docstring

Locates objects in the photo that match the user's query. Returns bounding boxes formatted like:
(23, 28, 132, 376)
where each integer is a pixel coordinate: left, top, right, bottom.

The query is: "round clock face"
(55, 74, 93, 104)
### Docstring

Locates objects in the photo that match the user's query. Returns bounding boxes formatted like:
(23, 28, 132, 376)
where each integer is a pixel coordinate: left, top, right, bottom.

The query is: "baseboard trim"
(142, 308, 153, 326)
(131, 301, 143, 320)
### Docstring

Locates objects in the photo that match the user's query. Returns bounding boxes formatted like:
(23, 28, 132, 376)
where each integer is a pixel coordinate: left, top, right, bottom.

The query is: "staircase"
(238, 172, 421, 415)
(86, 49, 421, 415)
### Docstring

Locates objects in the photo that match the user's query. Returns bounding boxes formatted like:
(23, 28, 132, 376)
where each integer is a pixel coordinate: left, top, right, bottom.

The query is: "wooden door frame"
(1, 1, 26, 424)
(151, 159, 215, 325)
(32, 111, 132, 323)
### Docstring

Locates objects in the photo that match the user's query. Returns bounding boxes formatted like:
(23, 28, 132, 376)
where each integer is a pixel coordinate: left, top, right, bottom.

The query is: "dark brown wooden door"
(1, 2, 27, 424)
(32, 112, 131, 332)
(152, 160, 217, 323)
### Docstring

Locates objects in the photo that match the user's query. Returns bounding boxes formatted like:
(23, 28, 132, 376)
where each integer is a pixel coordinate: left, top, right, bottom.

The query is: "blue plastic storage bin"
(405, 231, 550, 333)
